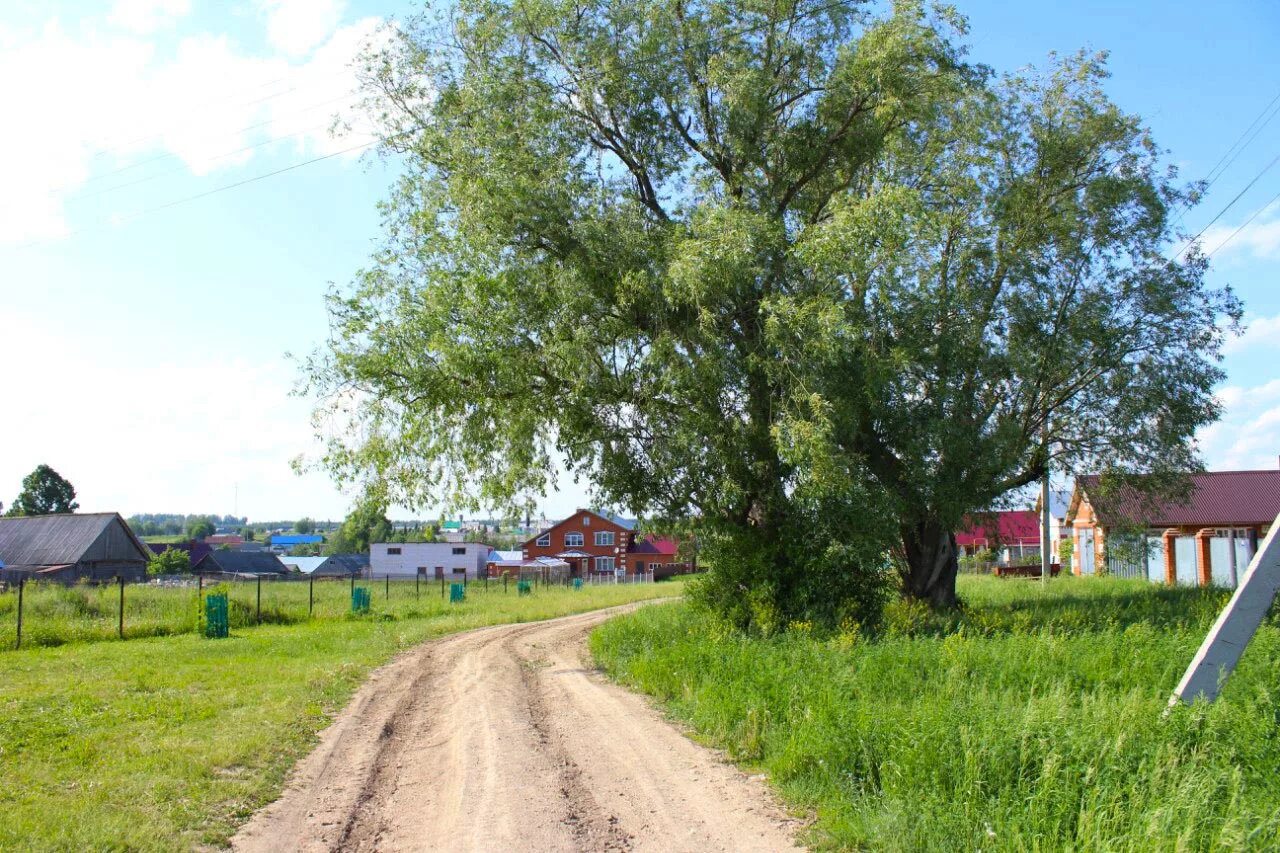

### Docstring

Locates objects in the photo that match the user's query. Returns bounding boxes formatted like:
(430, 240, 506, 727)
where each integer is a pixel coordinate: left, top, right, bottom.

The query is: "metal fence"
(0, 569, 658, 651)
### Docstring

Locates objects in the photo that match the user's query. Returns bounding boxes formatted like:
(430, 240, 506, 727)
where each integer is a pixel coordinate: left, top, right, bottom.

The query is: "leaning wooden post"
(15, 577, 24, 650)
(1170, 515, 1280, 706)
(118, 575, 125, 640)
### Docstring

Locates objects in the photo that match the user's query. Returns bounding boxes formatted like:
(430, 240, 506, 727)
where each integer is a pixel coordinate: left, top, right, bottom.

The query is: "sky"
(0, 0, 1278, 523)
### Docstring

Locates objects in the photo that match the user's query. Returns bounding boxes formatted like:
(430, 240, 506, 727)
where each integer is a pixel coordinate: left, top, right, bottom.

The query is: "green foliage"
(593, 576, 1280, 850)
(293, 517, 315, 534)
(6, 464, 78, 516)
(323, 501, 393, 555)
(146, 548, 191, 576)
(184, 517, 216, 541)
(306, 0, 1236, 624)
(1060, 536, 1074, 568)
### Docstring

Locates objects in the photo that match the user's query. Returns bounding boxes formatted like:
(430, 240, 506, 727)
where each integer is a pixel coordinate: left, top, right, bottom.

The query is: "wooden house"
(193, 549, 289, 576)
(0, 512, 150, 583)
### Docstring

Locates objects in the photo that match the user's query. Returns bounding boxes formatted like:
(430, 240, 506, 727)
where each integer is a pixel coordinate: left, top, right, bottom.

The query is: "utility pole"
(1040, 432, 1052, 584)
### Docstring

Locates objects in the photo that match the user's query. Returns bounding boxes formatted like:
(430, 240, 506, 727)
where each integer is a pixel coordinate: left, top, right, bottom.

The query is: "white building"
(368, 542, 491, 579)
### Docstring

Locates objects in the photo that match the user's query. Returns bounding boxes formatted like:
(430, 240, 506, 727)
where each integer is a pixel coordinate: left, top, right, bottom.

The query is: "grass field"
(0, 574, 577, 648)
(0, 580, 679, 850)
(592, 575, 1280, 851)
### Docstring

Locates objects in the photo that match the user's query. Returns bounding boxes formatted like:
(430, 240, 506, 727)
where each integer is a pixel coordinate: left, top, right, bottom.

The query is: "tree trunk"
(900, 518, 959, 609)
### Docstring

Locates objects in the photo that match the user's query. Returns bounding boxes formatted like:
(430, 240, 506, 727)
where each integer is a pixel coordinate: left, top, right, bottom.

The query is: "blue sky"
(1, 0, 1277, 522)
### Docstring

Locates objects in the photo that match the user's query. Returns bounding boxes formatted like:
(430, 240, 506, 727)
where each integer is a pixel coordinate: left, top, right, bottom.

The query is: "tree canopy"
(6, 465, 79, 516)
(306, 0, 1236, 627)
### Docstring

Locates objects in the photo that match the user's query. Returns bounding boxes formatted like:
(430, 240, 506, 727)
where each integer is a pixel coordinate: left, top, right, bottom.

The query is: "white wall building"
(368, 542, 491, 579)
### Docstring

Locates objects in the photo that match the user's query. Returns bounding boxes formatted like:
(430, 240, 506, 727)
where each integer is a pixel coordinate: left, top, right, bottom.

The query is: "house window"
(594, 556, 615, 572)
(565, 532, 584, 548)
(452, 547, 466, 555)
(536, 533, 550, 547)
(594, 531, 614, 546)
(634, 561, 645, 572)
(583, 515, 590, 526)
(387, 547, 401, 555)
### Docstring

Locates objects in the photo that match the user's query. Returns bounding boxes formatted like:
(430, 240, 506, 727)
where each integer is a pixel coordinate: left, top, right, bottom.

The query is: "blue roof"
(272, 534, 323, 545)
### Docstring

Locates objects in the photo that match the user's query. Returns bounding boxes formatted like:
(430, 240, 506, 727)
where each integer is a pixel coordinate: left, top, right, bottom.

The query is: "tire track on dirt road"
(232, 602, 804, 852)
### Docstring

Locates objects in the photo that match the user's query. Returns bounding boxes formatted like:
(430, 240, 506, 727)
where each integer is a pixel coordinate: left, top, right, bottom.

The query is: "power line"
(1168, 86, 1280, 240)
(1206, 184, 1280, 258)
(1175, 149, 1280, 259)
(64, 119, 344, 205)
(10, 1, 860, 248)
(8, 137, 389, 250)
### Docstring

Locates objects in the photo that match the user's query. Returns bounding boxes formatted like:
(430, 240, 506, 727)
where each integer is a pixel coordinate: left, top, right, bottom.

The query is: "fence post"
(309, 574, 315, 617)
(351, 573, 355, 600)
(118, 575, 125, 640)
(256, 575, 262, 625)
(504, 573, 508, 594)
(385, 573, 390, 599)
(197, 573, 204, 634)
(416, 572, 420, 599)
(440, 574, 445, 598)
(15, 577, 24, 650)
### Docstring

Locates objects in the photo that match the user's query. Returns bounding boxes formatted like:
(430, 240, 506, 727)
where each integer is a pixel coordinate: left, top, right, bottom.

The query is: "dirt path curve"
(232, 602, 804, 853)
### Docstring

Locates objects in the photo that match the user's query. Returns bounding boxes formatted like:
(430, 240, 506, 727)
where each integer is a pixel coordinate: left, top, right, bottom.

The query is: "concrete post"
(1171, 514, 1280, 705)
(1163, 529, 1178, 586)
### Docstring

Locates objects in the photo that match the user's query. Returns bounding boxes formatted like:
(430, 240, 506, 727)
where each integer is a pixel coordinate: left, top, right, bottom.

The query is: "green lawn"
(0, 581, 679, 851)
(591, 575, 1280, 851)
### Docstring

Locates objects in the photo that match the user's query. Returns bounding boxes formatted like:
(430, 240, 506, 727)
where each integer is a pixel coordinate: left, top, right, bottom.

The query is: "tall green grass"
(591, 575, 1280, 851)
(0, 581, 678, 850)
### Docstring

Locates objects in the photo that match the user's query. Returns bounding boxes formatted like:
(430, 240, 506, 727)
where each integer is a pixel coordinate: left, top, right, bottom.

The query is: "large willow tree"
(306, 0, 1237, 625)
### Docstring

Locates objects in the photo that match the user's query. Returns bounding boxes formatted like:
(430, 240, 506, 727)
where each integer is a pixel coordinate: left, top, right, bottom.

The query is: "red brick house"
(520, 511, 698, 578)
(522, 510, 637, 577)
(1066, 470, 1280, 587)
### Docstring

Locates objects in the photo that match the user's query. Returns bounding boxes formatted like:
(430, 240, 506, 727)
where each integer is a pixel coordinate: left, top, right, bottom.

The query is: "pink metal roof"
(1078, 471, 1280, 527)
(954, 510, 1040, 547)
(631, 535, 679, 555)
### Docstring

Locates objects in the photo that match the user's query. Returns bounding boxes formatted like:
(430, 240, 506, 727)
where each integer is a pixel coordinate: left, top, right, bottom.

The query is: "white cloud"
(1223, 312, 1280, 354)
(0, 8, 384, 245)
(1200, 201, 1280, 261)
(1200, 377, 1280, 472)
(109, 0, 191, 34)
(258, 0, 347, 58)
(0, 311, 352, 520)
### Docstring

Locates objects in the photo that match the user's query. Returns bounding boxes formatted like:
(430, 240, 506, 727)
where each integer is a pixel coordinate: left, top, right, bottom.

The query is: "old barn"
(0, 512, 150, 584)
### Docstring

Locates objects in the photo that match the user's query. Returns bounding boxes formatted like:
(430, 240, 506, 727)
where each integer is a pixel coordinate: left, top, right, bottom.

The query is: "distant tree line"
(128, 513, 247, 537)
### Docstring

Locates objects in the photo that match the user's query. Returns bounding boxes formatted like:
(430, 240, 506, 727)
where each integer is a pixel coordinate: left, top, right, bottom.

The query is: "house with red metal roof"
(955, 510, 1042, 563)
(1066, 469, 1280, 587)
(520, 509, 696, 579)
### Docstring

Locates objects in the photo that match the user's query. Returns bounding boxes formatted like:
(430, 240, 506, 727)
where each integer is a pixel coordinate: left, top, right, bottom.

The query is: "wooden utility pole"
(1170, 515, 1280, 706)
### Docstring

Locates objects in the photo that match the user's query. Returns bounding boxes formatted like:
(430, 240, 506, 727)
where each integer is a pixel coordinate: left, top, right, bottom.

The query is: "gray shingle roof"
(194, 549, 288, 575)
(0, 513, 148, 567)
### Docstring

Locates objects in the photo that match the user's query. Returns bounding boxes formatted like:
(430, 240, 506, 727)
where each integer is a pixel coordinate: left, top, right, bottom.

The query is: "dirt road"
(232, 603, 803, 852)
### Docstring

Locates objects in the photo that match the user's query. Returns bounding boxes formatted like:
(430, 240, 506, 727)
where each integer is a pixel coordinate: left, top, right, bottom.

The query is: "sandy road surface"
(232, 603, 803, 852)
